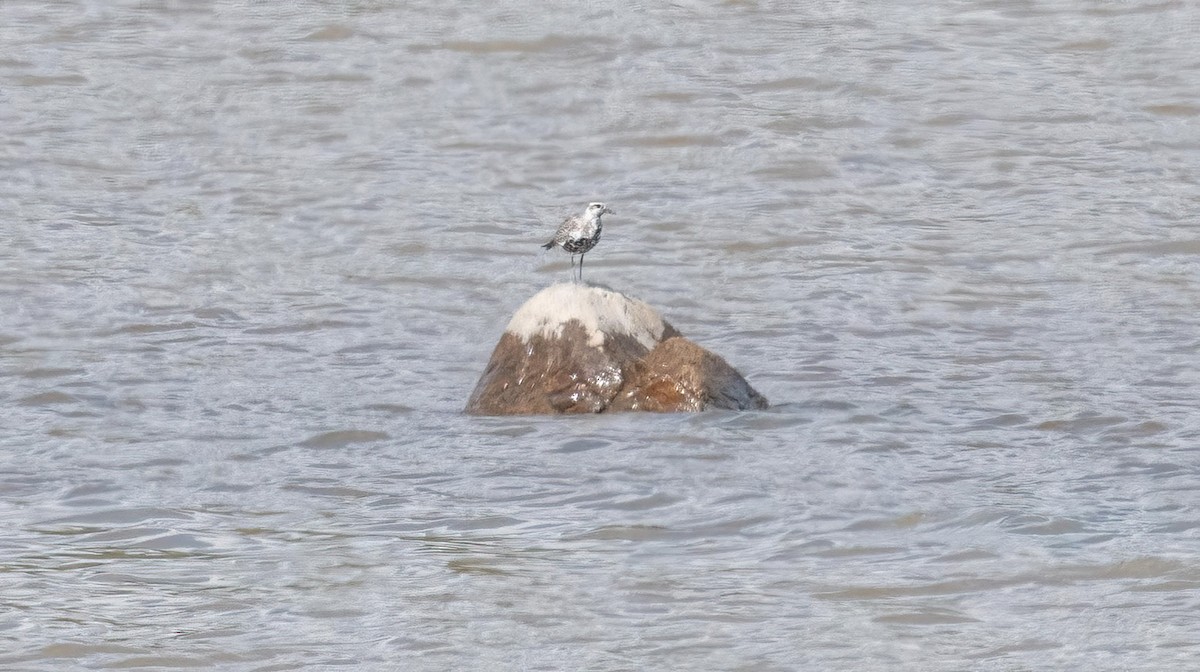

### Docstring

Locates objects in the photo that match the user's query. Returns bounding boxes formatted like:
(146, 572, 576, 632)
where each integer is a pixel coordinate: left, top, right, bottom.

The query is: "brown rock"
(609, 336, 770, 412)
(464, 284, 768, 415)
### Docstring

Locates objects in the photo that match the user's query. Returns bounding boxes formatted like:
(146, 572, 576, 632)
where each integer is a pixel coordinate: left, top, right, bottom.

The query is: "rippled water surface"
(3, 1, 1200, 670)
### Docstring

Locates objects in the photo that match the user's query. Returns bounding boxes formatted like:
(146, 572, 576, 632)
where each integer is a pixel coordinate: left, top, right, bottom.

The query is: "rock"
(465, 284, 768, 415)
(608, 336, 770, 413)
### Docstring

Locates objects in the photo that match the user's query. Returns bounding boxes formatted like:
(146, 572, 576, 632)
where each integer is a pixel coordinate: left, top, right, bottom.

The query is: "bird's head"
(587, 202, 614, 217)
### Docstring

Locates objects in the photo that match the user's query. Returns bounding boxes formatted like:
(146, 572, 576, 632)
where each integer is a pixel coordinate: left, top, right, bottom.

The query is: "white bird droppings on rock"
(505, 283, 668, 350)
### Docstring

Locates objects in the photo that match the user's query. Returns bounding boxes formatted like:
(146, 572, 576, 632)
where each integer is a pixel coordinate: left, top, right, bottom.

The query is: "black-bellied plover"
(541, 202, 614, 282)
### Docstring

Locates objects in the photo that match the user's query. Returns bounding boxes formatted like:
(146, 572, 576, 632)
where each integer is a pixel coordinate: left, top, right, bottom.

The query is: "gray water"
(3, 1, 1199, 670)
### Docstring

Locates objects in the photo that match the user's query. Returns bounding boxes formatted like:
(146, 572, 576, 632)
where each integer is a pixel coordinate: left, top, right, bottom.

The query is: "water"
(3, 1, 1199, 669)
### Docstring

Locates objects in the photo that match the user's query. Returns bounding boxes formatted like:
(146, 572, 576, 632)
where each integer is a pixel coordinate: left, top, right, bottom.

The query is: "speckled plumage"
(541, 202, 613, 282)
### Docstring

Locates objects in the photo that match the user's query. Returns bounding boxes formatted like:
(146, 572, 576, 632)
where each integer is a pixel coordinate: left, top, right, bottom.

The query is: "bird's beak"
(603, 207, 615, 215)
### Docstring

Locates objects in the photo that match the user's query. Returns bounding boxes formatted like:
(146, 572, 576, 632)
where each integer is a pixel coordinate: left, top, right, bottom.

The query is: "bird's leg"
(579, 252, 585, 284)
(570, 254, 577, 283)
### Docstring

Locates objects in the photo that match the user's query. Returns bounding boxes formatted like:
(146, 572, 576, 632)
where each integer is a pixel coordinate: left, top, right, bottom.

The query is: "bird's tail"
(541, 240, 556, 249)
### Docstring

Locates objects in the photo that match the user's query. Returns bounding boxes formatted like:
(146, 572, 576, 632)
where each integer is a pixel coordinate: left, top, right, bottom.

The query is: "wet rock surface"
(609, 336, 770, 413)
(465, 284, 768, 415)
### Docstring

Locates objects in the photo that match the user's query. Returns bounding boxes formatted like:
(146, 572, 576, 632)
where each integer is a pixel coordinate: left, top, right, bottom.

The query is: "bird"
(541, 202, 614, 282)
